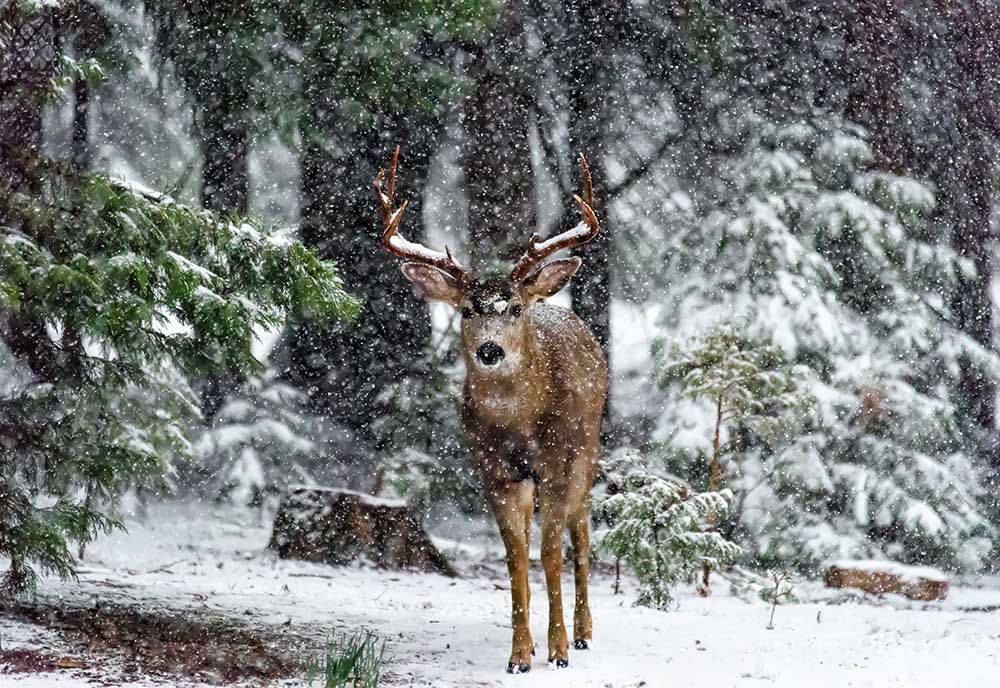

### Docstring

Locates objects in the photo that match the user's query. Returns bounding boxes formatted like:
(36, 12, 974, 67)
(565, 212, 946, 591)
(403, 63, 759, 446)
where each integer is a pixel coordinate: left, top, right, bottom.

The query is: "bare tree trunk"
(461, 0, 534, 270)
(947, 2, 1000, 478)
(197, 69, 250, 421)
(559, 0, 615, 357)
(281, 39, 433, 458)
(0, 6, 60, 385)
(200, 82, 249, 216)
(72, 75, 90, 170)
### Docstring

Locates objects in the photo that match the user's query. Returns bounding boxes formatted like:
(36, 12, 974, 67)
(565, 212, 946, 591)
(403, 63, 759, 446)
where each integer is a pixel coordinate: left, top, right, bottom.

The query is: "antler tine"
(386, 145, 399, 203)
(510, 152, 600, 282)
(375, 146, 471, 285)
(580, 152, 594, 208)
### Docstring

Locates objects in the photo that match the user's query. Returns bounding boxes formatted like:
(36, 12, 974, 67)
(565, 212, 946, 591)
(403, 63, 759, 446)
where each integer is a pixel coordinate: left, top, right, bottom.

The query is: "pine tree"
(1, 4, 358, 595)
(0, 158, 357, 597)
(649, 114, 999, 571)
(594, 450, 740, 610)
(660, 326, 811, 590)
(191, 368, 322, 507)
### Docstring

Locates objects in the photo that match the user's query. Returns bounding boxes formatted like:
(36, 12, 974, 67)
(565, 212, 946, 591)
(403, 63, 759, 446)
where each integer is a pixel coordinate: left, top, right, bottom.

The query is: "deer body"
(375, 149, 607, 673)
(466, 302, 607, 671)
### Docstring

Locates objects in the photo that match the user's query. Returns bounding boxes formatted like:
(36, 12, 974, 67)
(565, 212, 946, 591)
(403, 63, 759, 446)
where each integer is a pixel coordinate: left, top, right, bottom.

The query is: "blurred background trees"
(4, 0, 1000, 578)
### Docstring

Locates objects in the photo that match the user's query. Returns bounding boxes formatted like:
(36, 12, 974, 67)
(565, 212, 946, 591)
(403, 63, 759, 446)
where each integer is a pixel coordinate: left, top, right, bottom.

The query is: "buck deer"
(375, 147, 607, 673)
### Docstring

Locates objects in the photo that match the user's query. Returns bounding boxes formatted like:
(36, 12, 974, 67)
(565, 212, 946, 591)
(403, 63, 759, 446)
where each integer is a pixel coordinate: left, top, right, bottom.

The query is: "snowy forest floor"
(2, 502, 999, 688)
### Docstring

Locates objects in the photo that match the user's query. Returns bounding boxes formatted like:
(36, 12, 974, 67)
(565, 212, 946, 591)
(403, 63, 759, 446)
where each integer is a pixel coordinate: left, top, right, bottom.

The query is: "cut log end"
(823, 560, 948, 601)
(268, 486, 457, 578)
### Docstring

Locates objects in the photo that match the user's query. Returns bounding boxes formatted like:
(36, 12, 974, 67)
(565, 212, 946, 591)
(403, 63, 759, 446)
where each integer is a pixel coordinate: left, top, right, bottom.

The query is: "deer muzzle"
(475, 341, 506, 366)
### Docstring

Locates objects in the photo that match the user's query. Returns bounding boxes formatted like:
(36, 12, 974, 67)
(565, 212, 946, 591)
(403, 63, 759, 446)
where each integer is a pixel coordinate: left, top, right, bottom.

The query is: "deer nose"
(475, 341, 505, 366)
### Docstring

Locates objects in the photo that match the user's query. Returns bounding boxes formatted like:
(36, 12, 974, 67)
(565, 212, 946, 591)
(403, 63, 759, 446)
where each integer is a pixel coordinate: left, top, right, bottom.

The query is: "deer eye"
(462, 307, 474, 319)
(510, 304, 522, 318)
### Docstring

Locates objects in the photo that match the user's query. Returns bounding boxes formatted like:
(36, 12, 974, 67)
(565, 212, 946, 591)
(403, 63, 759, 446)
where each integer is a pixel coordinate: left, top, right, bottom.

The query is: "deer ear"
(522, 257, 581, 300)
(400, 263, 465, 306)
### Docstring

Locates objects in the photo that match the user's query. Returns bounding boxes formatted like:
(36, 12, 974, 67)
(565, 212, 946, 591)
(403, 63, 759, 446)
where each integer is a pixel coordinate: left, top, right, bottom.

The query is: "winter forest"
(2, 0, 999, 686)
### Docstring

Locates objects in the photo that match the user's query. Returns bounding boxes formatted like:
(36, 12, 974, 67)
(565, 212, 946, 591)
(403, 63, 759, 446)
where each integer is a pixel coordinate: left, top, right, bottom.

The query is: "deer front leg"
(568, 504, 592, 649)
(539, 487, 570, 667)
(488, 480, 535, 673)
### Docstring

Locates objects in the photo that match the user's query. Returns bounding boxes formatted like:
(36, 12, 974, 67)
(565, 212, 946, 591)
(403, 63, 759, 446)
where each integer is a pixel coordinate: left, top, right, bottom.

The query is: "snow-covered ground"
(3, 502, 999, 687)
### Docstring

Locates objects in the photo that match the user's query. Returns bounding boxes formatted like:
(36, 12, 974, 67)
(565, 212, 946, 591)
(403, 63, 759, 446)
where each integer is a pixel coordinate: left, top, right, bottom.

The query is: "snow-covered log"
(823, 560, 948, 601)
(267, 486, 457, 577)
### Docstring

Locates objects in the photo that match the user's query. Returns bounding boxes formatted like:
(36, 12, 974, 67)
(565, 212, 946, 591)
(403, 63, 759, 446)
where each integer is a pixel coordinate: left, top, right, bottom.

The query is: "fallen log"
(823, 560, 948, 601)
(268, 486, 457, 577)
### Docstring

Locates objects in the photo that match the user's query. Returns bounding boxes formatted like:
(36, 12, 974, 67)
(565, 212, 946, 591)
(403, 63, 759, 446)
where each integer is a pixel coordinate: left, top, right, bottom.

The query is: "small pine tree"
(660, 327, 812, 592)
(662, 326, 813, 501)
(594, 450, 740, 610)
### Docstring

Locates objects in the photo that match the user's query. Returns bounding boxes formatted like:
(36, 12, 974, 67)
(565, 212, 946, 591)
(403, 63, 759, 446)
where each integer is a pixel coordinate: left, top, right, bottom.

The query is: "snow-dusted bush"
(191, 370, 322, 505)
(650, 116, 998, 572)
(594, 451, 740, 609)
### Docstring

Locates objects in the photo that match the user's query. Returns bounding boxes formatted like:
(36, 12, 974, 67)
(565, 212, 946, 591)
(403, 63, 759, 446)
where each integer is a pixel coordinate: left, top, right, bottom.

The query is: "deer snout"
(475, 341, 506, 366)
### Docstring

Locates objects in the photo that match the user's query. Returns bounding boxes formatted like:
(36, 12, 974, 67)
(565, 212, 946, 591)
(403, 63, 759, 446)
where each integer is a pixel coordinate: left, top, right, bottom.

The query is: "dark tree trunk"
(558, 0, 617, 356)
(462, 0, 534, 270)
(200, 80, 249, 216)
(0, 7, 60, 386)
(72, 75, 90, 171)
(949, 141, 996, 447)
(0, 5, 52, 193)
(197, 78, 250, 421)
(945, 2, 1000, 474)
(280, 43, 433, 457)
(844, 1, 907, 173)
(191, 12, 252, 420)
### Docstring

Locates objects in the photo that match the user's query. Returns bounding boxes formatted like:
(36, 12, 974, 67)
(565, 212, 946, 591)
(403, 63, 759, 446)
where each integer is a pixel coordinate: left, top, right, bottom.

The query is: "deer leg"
(568, 504, 592, 649)
(522, 502, 534, 656)
(489, 480, 535, 673)
(538, 487, 570, 667)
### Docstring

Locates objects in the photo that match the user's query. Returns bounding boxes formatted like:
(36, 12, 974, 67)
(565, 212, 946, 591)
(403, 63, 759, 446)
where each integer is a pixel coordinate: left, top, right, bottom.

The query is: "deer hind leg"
(538, 486, 570, 667)
(568, 503, 592, 649)
(489, 480, 535, 673)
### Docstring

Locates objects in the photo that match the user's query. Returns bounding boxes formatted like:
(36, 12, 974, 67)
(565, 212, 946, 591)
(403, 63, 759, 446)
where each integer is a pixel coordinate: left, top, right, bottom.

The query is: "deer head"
(375, 147, 599, 376)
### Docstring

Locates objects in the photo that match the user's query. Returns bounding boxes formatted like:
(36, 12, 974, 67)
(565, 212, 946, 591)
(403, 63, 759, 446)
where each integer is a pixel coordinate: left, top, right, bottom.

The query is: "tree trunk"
(72, 75, 90, 171)
(197, 73, 250, 421)
(946, 3, 1000, 476)
(200, 80, 249, 216)
(461, 0, 534, 270)
(844, 1, 907, 173)
(0, 7, 59, 384)
(558, 0, 615, 359)
(280, 41, 433, 458)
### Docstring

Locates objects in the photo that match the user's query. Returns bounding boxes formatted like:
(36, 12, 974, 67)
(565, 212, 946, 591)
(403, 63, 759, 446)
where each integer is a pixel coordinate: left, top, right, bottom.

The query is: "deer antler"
(509, 153, 599, 283)
(375, 146, 471, 285)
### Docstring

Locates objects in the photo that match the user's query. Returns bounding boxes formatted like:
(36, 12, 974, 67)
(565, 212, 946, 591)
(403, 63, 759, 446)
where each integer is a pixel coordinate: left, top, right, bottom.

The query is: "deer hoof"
(506, 662, 531, 674)
(574, 639, 589, 650)
(550, 658, 569, 668)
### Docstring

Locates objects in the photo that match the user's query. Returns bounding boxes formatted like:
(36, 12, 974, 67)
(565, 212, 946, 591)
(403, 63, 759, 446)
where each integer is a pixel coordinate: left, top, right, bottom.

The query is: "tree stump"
(824, 560, 948, 601)
(268, 486, 457, 577)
